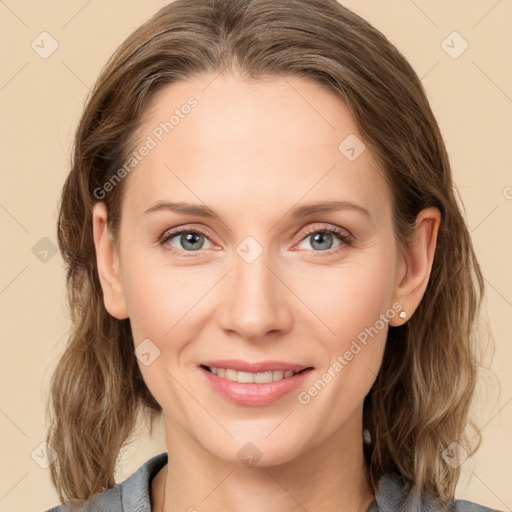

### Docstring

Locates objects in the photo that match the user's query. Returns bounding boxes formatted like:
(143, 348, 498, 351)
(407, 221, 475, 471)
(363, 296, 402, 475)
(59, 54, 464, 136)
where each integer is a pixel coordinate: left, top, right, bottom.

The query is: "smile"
(198, 360, 315, 406)
(202, 365, 305, 383)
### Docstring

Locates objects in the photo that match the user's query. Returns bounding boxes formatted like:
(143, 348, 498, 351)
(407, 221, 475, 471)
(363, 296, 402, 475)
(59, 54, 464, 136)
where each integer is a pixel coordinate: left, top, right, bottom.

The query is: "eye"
(294, 223, 354, 254)
(159, 226, 215, 254)
(158, 223, 354, 257)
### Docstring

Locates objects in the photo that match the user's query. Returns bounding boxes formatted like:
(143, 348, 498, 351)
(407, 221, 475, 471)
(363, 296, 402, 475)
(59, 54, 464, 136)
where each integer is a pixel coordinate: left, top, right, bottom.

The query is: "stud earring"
(399, 311, 407, 319)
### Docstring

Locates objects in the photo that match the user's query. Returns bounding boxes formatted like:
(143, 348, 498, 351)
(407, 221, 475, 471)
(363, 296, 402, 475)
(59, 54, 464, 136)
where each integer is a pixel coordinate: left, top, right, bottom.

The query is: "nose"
(217, 249, 293, 343)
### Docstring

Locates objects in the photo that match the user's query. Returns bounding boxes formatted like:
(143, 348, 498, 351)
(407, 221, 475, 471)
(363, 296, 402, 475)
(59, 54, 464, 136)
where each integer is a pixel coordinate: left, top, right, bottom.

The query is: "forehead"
(122, 72, 390, 223)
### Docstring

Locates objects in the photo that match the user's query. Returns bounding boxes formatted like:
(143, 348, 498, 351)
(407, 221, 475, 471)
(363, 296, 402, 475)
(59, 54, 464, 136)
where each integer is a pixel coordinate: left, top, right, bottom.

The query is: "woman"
(44, 0, 503, 511)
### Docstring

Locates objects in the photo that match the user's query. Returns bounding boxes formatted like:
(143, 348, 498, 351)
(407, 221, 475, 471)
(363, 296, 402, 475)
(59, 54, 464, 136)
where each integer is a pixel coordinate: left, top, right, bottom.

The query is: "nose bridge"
(219, 243, 291, 341)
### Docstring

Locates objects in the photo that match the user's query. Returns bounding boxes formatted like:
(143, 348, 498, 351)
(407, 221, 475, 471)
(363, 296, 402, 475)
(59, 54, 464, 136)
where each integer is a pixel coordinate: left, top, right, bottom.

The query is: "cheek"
(120, 255, 204, 411)
(294, 251, 396, 346)
(294, 259, 395, 424)
(123, 265, 199, 343)
(118, 236, 177, 340)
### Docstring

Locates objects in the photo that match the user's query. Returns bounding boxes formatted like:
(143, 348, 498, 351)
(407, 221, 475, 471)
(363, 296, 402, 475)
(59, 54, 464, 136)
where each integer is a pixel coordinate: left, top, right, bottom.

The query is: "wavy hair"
(46, 0, 488, 507)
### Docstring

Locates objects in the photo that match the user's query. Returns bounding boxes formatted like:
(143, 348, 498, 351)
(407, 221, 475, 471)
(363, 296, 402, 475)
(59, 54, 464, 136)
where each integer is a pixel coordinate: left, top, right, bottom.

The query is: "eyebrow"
(143, 200, 372, 220)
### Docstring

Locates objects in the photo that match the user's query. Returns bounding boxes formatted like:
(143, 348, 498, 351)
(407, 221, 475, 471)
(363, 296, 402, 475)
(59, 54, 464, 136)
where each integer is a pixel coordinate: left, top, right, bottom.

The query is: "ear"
(92, 202, 129, 320)
(389, 207, 441, 326)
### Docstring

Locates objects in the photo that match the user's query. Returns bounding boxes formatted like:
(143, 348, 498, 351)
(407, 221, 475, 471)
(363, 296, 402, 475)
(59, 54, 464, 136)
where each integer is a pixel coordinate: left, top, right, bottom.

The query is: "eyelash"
(158, 223, 354, 257)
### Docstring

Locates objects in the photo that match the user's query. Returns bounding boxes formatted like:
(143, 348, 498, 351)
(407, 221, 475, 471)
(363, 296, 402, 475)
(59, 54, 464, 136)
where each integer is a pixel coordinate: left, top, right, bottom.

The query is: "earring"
(399, 311, 407, 319)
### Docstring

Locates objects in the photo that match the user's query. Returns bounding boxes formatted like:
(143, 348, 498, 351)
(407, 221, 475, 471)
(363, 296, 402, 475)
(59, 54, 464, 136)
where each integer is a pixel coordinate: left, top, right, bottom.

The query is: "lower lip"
(199, 366, 313, 407)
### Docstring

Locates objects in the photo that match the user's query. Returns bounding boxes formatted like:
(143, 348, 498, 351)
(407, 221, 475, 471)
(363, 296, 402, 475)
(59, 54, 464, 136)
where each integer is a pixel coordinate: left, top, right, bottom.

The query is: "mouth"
(200, 364, 312, 383)
(198, 359, 315, 406)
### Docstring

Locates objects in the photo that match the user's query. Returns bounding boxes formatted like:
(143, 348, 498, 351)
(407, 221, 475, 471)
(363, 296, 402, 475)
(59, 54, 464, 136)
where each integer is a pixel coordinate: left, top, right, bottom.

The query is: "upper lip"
(200, 359, 313, 373)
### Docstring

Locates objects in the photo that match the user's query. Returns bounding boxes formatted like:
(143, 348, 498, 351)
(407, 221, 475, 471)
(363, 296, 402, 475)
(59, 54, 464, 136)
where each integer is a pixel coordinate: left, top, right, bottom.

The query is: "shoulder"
(372, 472, 505, 512)
(43, 451, 168, 512)
(452, 500, 504, 512)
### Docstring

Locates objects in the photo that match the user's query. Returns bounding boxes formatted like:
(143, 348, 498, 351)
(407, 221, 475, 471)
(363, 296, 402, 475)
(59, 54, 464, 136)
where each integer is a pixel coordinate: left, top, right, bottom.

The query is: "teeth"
(207, 366, 300, 383)
(238, 371, 255, 383)
(255, 371, 274, 383)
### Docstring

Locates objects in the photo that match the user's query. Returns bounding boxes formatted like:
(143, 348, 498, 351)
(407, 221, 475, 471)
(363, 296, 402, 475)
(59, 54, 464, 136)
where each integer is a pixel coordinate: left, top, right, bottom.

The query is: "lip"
(200, 359, 310, 373)
(198, 360, 314, 407)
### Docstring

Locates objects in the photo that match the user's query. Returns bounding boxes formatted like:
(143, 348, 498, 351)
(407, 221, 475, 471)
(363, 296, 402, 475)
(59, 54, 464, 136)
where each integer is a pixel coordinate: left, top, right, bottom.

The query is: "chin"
(199, 431, 308, 469)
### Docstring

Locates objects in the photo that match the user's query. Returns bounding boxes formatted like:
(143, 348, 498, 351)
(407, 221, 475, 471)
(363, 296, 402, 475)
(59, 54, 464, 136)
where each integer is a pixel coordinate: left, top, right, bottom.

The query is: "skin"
(92, 72, 440, 512)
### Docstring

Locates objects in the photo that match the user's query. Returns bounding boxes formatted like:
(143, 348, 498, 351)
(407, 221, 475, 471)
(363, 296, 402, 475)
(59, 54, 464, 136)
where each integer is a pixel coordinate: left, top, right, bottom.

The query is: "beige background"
(0, 1, 511, 511)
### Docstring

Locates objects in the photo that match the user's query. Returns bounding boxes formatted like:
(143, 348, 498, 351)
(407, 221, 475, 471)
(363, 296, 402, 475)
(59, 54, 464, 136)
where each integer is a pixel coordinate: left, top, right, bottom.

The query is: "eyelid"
(158, 224, 215, 244)
(292, 222, 353, 245)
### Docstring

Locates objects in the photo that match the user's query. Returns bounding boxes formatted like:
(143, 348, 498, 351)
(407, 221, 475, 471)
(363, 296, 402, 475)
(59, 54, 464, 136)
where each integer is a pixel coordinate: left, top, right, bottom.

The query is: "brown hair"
(46, 0, 488, 507)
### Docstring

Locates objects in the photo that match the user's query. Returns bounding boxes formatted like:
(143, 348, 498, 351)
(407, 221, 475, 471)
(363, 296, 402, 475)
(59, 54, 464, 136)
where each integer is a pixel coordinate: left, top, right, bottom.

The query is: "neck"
(152, 409, 375, 512)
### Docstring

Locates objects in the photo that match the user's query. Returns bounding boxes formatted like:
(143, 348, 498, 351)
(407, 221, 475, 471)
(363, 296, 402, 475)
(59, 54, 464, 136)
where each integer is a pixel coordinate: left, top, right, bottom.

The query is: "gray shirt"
(44, 452, 504, 512)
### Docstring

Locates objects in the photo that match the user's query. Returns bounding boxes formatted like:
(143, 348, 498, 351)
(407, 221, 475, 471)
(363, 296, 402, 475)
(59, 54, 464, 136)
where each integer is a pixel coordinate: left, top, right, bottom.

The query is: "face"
(95, 72, 411, 467)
